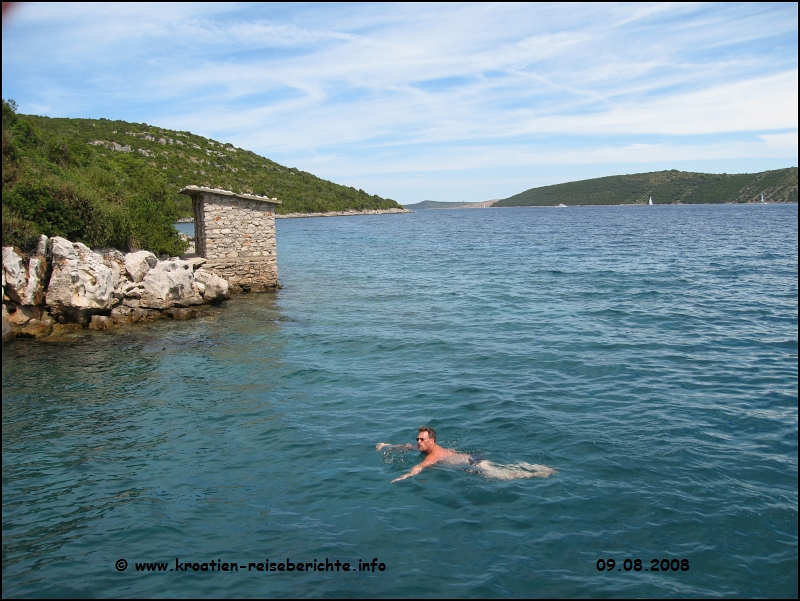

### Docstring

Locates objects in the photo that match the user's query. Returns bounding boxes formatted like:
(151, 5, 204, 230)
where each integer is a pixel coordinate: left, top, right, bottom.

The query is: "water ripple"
(3, 205, 797, 598)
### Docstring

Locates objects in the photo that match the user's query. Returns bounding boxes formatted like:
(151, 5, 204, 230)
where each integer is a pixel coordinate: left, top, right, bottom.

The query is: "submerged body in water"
(377, 426, 556, 482)
(466, 458, 556, 480)
(442, 453, 556, 480)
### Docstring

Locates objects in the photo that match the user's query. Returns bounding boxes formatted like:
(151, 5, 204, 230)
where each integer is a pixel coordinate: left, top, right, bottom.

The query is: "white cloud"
(2, 1, 797, 201)
(518, 70, 799, 135)
(296, 137, 799, 180)
(759, 132, 799, 150)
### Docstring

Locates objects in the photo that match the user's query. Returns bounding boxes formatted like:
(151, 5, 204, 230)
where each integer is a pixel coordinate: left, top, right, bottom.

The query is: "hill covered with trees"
(402, 200, 475, 209)
(494, 168, 798, 207)
(2, 100, 402, 253)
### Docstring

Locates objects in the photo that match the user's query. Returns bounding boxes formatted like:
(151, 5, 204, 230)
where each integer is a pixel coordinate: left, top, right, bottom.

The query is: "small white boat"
(557, 203, 567, 208)
(648, 197, 653, 205)
(760, 193, 766, 204)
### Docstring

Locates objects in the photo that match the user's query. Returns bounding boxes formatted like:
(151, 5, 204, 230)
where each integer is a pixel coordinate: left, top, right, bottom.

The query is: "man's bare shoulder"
(427, 446, 466, 464)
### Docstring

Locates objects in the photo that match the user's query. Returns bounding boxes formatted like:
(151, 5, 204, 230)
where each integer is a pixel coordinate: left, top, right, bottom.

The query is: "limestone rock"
(185, 257, 206, 270)
(48, 236, 74, 259)
(18, 318, 54, 339)
(2, 304, 13, 342)
(111, 306, 133, 323)
(36, 235, 49, 257)
(119, 281, 144, 297)
(164, 306, 200, 320)
(105, 259, 121, 295)
(3, 248, 27, 301)
(2, 247, 48, 305)
(88, 315, 115, 330)
(124, 250, 157, 283)
(193, 269, 228, 303)
(101, 248, 126, 264)
(99, 249, 125, 285)
(113, 281, 144, 306)
(139, 259, 203, 309)
(51, 323, 83, 336)
(110, 306, 162, 324)
(46, 237, 120, 318)
(7, 305, 43, 327)
(25, 256, 48, 305)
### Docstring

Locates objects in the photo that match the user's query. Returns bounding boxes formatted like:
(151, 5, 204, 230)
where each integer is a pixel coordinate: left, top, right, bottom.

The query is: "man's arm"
(391, 457, 438, 483)
(376, 443, 414, 451)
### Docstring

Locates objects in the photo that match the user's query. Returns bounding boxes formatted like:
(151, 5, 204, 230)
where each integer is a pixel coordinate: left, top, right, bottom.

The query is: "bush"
(2, 99, 186, 255)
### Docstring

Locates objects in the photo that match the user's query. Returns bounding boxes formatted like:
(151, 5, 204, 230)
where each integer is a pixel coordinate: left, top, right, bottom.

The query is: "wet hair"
(418, 426, 437, 442)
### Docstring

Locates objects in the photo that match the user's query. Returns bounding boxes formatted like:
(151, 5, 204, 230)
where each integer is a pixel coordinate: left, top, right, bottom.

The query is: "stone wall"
(202, 258, 278, 293)
(201, 194, 276, 259)
(194, 192, 278, 292)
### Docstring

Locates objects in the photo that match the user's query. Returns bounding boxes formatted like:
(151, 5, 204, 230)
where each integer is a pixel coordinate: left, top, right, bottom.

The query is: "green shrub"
(2, 99, 187, 255)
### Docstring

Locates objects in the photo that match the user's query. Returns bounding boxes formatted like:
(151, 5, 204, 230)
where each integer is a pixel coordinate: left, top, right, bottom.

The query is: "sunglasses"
(416, 437, 430, 442)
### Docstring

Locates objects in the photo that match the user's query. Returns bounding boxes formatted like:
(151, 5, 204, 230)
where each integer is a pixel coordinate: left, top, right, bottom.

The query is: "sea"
(2, 204, 797, 598)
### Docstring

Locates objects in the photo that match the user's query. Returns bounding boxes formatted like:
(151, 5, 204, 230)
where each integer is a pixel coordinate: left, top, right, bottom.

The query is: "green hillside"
(402, 200, 474, 209)
(494, 168, 798, 207)
(2, 100, 402, 253)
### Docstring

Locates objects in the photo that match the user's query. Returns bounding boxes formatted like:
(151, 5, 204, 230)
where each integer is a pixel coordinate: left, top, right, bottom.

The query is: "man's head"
(416, 426, 437, 453)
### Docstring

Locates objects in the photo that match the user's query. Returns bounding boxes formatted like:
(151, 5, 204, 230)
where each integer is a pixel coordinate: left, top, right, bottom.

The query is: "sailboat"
(760, 193, 766, 204)
(648, 197, 653, 205)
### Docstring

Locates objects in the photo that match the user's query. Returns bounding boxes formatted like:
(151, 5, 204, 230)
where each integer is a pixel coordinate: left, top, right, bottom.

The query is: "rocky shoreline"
(2, 236, 229, 342)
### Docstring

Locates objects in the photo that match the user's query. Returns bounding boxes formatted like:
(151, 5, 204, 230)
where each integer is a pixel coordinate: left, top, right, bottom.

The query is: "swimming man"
(376, 426, 556, 482)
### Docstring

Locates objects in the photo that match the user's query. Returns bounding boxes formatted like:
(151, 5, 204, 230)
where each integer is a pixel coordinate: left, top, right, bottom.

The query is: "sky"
(2, 2, 797, 203)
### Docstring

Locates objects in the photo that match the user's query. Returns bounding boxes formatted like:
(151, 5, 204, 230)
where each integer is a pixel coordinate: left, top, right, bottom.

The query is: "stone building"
(178, 186, 281, 292)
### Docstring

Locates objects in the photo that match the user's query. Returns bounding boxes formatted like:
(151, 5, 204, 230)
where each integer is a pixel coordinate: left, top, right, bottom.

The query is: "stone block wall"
(190, 190, 279, 292)
(202, 258, 278, 293)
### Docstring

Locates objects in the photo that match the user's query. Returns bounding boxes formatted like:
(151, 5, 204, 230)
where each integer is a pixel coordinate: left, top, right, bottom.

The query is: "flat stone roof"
(178, 185, 282, 204)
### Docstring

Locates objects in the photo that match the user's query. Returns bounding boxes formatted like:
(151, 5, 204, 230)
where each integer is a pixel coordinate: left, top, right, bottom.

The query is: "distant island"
(403, 169, 797, 211)
(402, 200, 499, 210)
(494, 168, 797, 207)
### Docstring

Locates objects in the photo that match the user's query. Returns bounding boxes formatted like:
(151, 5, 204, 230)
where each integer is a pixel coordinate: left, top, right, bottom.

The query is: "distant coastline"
(403, 200, 500, 210)
(493, 168, 797, 207)
(177, 200, 798, 224)
(174, 208, 413, 223)
(402, 198, 798, 210)
(276, 208, 412, 218)
(488, 200, 799, 207)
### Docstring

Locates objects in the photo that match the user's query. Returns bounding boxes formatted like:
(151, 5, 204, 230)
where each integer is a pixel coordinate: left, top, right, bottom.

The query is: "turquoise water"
(174, 222, 195, 236)
(3, 205, 797, 598)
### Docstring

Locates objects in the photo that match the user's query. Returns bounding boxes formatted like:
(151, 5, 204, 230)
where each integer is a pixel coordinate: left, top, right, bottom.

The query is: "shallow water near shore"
(3, 204, 798, 598)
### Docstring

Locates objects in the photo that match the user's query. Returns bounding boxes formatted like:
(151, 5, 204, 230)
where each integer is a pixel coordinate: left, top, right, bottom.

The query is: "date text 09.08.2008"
(596, 558, 689, 573)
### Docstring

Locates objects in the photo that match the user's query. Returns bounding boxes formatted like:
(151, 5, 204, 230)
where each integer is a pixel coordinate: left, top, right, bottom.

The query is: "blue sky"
(2, 2, 797, 203)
